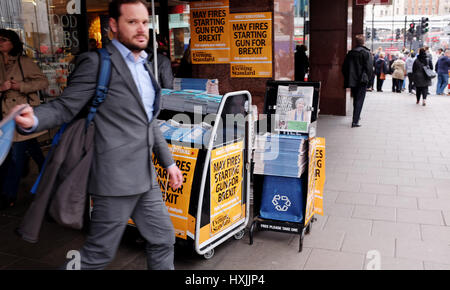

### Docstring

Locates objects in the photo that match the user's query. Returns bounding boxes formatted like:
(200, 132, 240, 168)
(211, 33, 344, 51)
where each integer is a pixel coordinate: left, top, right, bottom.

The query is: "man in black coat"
(342, 34, 373, 128)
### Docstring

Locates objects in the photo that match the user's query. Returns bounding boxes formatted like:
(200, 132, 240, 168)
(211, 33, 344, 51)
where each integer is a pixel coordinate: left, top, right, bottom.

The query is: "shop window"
(0, 0, 89, 98)
(168, 4, 190, 63)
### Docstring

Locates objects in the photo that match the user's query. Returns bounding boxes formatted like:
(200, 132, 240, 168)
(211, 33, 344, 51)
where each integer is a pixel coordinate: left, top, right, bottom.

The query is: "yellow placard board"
(210, 141, 244, 236)
(190, 0, 230, 64)
(230, 12, 272, 78)
(153, 144, 199, 239)
(305, 137, 326, 226)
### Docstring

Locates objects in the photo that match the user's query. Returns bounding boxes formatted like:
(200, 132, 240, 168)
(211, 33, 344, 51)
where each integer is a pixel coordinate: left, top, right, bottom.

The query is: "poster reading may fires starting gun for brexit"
(190, 0, 230, 64)
(210, 141, 244, 236)
(230, 12, 272, 78)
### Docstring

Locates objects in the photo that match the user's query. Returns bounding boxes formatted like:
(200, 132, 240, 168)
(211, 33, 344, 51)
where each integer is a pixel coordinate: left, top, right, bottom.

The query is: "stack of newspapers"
(173, 78, 219, 94)
(158, 119, 212, 145)
(160, 89, 222, 114)
(253, 133, 308, 178)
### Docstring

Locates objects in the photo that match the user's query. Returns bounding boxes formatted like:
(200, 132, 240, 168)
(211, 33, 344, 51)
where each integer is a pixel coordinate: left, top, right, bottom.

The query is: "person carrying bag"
(15, 48, 111, 243)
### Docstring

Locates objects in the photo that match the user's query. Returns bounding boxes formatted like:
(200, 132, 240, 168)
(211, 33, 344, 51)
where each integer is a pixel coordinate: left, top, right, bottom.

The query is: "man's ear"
(109, 17, 118, 34)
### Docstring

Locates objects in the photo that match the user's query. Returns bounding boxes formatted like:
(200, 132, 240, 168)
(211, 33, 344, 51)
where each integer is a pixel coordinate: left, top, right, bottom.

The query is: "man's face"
(109, 2, 149, 53)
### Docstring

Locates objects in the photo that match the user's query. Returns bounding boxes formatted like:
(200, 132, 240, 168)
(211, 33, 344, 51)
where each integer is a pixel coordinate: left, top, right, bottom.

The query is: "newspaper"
(274, 85, 314, 133)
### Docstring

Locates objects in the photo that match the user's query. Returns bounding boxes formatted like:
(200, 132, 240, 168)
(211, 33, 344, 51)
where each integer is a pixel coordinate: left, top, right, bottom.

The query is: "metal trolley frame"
(248, 80, 321, 252)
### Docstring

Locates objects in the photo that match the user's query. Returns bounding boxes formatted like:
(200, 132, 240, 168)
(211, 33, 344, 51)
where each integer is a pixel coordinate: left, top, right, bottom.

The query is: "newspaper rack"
(128, 89, 253, 259)
(249, 80, 322, 252)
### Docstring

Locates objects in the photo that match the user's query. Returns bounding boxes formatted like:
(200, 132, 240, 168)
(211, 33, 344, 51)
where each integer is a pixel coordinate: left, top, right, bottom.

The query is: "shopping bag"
(259, 175, 304, 223)
(423, 66, 436, 79)
(380, 72, 386, 80)
(0, 106, 26, 165)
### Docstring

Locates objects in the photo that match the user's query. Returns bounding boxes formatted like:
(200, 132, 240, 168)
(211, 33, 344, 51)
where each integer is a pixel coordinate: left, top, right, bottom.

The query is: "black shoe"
(351, 123, 361, 128)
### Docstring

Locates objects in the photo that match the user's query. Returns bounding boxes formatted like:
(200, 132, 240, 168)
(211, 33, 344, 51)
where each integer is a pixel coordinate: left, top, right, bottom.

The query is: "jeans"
(407, 73, 415, 93)
(436, 73, 449, 95)
(0, 138, 45, 203)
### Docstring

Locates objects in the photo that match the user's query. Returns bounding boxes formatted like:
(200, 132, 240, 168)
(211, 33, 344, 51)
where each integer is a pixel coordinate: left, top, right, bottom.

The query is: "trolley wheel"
(203, 249, 215, 260)
(233, 229, 245, 240)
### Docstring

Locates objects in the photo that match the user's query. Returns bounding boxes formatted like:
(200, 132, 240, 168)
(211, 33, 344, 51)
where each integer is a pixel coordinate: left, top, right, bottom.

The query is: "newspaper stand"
(136, 89, 253, 259)
(249, 80, 321, 252)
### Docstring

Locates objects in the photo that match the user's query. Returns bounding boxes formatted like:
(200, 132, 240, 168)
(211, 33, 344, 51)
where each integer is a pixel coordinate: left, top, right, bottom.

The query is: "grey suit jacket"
(34, 43, 174, 196)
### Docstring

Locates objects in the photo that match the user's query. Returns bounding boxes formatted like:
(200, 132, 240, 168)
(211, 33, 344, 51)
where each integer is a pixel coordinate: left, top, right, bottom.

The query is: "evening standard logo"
(272, 194, 291, 212)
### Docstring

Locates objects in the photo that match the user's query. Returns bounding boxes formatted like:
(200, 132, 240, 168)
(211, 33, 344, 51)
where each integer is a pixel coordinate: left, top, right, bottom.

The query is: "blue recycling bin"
(259, 175, 304, 223)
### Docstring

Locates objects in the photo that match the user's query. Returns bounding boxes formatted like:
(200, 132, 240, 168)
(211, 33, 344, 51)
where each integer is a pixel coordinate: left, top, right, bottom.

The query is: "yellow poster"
(210, 141, 244, 235)
(190, 0, 230, 64)
(230, 12, 272, 78)
(153, 144, 199, 239)
(305, 137, 326, 226)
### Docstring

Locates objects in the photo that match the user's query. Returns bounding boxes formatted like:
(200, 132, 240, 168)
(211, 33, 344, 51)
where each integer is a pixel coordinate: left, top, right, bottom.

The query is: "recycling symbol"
(272, 194, 291, 212)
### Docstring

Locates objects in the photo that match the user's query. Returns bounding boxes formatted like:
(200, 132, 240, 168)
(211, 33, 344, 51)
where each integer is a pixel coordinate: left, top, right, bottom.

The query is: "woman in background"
(391, 53, 406, 93)
(374, 52, 388, 92)
(0, 29, 48, 209)
(412, 48, 432, 106)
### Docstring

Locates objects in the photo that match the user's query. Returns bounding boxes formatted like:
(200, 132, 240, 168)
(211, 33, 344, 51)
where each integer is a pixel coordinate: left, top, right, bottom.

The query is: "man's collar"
(111, 39, 148, 62)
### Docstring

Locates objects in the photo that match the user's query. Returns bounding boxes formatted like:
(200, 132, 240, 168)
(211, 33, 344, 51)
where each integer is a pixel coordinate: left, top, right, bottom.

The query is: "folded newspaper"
(158, 119, 212, 145)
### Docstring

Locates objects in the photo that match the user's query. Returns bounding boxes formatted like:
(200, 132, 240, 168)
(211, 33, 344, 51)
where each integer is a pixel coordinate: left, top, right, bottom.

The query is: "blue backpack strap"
(85, 48, 111, 130)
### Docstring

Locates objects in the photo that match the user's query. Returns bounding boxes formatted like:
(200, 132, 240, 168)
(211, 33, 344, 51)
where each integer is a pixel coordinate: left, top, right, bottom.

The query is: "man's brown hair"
(108, 0, 149, 20)
(355, 34, 365, 47)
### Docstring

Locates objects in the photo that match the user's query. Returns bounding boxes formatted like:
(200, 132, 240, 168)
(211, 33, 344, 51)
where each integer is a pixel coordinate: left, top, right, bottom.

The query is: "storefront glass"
(168, 4, 190, 63)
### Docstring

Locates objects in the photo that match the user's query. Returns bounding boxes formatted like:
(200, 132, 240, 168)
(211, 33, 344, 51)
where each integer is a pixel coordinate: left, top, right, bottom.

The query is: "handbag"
(380, 72, 386, 80)
(423, 65, 437, 79)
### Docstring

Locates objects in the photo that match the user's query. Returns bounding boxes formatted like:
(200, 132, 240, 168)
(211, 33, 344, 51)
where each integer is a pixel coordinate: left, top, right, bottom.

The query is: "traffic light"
(366, 28, 371, 40)
(395, 28, 401, 40)
(408, 22, 415, 34)
(372, 28, 377, 40)
(420, 17, 429, 34)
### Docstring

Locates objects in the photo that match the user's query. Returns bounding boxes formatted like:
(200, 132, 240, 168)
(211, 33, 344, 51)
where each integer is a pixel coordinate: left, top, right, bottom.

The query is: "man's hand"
(167, 165, 183, 190)
(13, 104, 35, 129)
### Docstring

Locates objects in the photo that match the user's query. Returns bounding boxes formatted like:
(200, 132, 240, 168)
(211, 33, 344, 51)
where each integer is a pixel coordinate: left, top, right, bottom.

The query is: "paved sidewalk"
(1, 83, 450, 270)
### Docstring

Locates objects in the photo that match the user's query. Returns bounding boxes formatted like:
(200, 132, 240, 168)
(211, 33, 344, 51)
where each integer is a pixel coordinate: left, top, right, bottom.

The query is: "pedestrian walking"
(0, 29, 48, 210)
(405, 52, 416, 94)
(435, 49, 450, 95)
(374, 52, 388, 92)
(295, 44, 309, 81)
(412, 48, 432, 106)
(367, 51, 375, 92)
(13, 0, 183, 270)
(389, 52, 398, 92)
(342, 34, 373, 128)
(391, 54, 406, 93)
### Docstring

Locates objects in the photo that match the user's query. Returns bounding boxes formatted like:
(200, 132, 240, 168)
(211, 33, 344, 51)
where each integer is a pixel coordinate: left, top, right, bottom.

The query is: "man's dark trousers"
(351, 86, 367, 125)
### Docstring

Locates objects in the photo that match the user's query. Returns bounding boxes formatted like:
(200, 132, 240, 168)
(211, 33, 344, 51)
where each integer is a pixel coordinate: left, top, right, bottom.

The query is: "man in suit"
(13, 0, 183, 270)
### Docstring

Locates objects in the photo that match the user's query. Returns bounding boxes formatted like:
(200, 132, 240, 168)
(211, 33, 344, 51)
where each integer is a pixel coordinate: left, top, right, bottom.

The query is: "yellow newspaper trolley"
(130, 89, 253, 259)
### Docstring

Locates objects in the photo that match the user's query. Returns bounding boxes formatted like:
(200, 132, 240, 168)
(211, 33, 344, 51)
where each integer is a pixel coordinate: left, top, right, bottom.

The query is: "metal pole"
(151, 0, 158, 84)
(391, 1, 394, 48)
(404, 16, 406, 48)
(371, 4, 374, 52)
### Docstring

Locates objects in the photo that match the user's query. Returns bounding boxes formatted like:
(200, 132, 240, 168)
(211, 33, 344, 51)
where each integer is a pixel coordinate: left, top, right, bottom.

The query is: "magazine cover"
(275, 85, 314, 133)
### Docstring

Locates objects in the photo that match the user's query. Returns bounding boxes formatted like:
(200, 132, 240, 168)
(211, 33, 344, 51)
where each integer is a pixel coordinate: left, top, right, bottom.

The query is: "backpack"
(17, 49, 111, 243)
